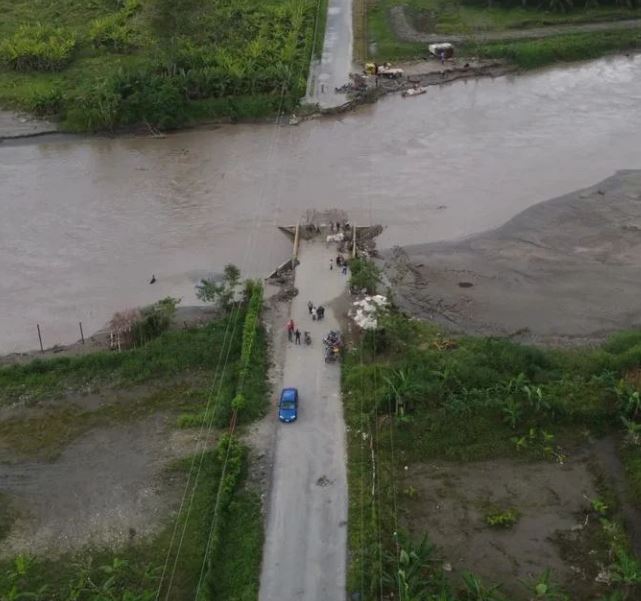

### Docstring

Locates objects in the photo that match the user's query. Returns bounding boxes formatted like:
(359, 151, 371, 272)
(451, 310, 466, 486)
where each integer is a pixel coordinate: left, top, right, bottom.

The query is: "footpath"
(259, 240, 348, 601)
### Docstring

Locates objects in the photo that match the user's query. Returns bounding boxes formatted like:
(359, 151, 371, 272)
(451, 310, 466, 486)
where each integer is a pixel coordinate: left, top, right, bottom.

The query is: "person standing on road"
(307, 300, 313, 314)
(330, 258, 333, 271)
(342, 264, 348, 275)
(312, 306, 318, 321)
(295, 329, 301, 344)
(287, 319, 295, 342)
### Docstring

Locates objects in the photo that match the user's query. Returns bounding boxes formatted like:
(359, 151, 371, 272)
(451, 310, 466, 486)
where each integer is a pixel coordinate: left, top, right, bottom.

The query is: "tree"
(196, 264, 241, 311)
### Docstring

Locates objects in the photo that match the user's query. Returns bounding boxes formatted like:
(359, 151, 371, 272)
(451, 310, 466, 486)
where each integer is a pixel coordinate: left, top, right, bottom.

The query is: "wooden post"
(293, 221, 300, 262)
(79, 322, 85, 344)
(36, 323, 44, 353)
(352, 224, 357, 259)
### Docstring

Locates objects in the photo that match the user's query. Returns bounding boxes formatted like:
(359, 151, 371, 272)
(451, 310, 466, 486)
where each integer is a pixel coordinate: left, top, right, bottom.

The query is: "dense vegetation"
(0, 0, 322, 131)
(343, 304, 641, 599)
(0, 286, 268, 600)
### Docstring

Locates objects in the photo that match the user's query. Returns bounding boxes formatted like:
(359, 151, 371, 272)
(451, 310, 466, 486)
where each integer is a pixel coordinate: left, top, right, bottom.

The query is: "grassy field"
(367, 0, 641, 65)
(343, 306, 641, 599)
(467, 29, 641, 69)
(0, 294, 269, 600)
(403, 0, 641, 34)
(0, 0, 325, 131)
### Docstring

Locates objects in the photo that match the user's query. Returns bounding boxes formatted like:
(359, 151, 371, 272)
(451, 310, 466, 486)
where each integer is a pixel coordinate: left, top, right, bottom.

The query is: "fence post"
(36, 323, 44, 353)
(79, 322, 85, 344)
(352, 224, 357, 259)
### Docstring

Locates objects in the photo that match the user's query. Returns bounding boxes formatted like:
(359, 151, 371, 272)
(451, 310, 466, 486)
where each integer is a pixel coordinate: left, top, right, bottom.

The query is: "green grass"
(368, 0, 426, 60)
(0, 383, 209, 460)
(209, 490, 264, 600)
(342, 308, 641, 599)
(470, 29, 641, 69)
(366, 0, 641, 65)
(0, 302, 270, 457)
(403, 0, 641, 34)
(0, 318, 238, 407)
(0, 0, 321, 130)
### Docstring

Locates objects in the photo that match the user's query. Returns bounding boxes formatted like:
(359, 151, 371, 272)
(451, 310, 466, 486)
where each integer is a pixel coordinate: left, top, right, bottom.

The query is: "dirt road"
(259, 241, 348, 601)
(306, 0, 354, 108)
(390, 6, 641, 43)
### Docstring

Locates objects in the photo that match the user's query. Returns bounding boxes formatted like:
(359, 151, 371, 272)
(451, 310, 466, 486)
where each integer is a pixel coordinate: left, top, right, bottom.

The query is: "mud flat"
(384, 170, 641, 345)
(0, 110, 57, 140)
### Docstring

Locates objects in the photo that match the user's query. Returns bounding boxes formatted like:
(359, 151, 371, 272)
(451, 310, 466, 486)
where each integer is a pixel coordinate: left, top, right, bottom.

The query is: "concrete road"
(259, 241, 348, 601)
(306, 0, 354, 109)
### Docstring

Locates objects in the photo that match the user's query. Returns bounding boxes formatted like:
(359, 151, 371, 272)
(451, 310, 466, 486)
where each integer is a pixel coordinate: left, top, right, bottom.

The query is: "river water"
(1, 55, 641, 354)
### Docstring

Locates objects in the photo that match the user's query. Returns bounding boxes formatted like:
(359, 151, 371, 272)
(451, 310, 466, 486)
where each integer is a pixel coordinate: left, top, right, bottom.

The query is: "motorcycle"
(324, 345, 340, 363)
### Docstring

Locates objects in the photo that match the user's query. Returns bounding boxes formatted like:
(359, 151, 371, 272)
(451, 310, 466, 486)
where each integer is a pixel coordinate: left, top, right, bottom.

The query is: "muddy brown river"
(1, 55, 641, 353)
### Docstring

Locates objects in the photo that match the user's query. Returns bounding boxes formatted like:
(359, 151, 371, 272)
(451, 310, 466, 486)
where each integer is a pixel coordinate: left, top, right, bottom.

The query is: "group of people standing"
(330, 254, 348, 275)
(329, 221, 350, 234)
(286, 300, 325, 345)
(307, 300, 325, 321)
(286, 319, 304, 344)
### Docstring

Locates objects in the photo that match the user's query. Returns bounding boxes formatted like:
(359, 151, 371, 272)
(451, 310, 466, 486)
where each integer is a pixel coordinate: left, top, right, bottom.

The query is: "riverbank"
(384, 170, 641, 346)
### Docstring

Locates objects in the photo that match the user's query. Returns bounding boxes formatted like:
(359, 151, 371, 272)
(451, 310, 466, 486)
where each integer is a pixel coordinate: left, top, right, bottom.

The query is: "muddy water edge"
(1, 54, 641, 355)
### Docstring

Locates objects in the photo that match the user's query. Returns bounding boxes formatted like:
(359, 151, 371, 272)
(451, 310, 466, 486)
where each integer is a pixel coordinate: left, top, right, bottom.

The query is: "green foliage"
(344, 314, 641, 600)
(0, 24, 76, 72)
(131, 296, 179, 345)
(89, 14, 140, 53)
(0, 0, 322, 130)
(196, 264, 241, 311)
(591, 497, 610, 515)
(484, 507, 519, 529)
(0, 312, 240, 407)
(349, 257, 381, 295)
(520, 570, 569, 600)
(382, 533, 450, 601)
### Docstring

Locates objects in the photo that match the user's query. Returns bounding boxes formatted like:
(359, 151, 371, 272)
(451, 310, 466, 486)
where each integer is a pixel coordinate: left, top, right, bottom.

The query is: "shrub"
(349, 257, 381, 295)
(26, 87, 64, 117)
(0, 24, 76, 72)
(89, 14, 139, 52)
(132, 297, 179, 345)
(484, 507, 520, 529)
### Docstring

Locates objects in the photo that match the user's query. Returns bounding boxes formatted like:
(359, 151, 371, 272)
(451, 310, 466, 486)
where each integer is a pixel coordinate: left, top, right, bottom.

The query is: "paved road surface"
(390, 6, 641, 43)
(306, 0, 354, 109)
(259, 241, 348, 601)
